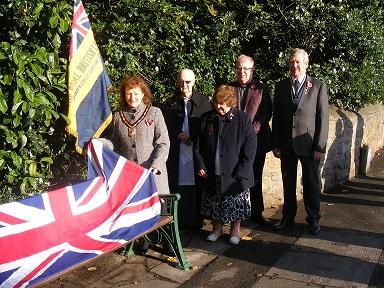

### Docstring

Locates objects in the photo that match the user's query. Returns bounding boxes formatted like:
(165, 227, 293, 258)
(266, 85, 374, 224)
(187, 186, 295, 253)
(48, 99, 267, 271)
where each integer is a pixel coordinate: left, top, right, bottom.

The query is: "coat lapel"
(220, 108, 236, 139)
(243, 80, 262, 117)
(297, 75, 312, 109)
(234, 86, 241, 109)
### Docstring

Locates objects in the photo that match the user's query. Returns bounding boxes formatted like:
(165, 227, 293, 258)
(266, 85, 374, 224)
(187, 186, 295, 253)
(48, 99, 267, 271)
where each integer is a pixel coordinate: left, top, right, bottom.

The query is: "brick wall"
(262, 104, 384, 209)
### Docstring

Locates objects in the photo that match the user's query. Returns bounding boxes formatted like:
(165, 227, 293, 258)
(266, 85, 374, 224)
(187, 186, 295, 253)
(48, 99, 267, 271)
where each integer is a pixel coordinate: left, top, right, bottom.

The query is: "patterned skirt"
(200, 175, 251, 224)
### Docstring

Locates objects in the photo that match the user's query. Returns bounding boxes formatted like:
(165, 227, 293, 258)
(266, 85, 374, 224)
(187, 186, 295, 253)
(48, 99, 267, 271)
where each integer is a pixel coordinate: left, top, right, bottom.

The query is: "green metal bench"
(123, 193, 191, 270)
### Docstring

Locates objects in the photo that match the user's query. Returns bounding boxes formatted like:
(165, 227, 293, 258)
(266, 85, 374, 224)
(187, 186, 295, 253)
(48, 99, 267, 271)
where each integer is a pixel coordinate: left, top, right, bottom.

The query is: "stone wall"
(262, 104, 384, 209)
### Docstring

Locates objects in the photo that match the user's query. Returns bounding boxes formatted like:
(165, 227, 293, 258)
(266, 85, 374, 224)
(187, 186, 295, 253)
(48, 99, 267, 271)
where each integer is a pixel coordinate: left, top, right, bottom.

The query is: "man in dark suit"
(231, 54, 273, 226)
(272, 48, 329, 235)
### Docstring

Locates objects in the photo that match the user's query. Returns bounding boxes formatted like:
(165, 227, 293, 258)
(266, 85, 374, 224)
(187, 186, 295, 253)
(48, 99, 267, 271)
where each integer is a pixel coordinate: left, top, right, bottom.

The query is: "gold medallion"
(119, 105, 151, 137)
(128, 127, 136, 137)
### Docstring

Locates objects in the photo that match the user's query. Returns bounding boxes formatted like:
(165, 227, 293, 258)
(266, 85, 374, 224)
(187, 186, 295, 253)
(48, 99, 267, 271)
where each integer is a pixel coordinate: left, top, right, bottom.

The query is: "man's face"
(236, 59, 254, 85)
(178, 71, 195, 97)
(289, 54, 308, 79)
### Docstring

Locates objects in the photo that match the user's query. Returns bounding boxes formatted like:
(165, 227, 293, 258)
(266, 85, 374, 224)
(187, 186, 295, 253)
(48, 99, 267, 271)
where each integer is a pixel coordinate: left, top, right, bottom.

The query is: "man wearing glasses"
(230, 54, 273, 226)
(162, 68, 212, 229)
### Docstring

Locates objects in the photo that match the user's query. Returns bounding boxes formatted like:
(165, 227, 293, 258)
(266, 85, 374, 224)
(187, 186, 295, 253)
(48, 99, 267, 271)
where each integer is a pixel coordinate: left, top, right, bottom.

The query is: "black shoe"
(251, 214, 271, 226)
(273, 217, 294, 230)
(309, 222, 321, 235)
(138, 239, 150, 255)
(138, 248, 148, 255)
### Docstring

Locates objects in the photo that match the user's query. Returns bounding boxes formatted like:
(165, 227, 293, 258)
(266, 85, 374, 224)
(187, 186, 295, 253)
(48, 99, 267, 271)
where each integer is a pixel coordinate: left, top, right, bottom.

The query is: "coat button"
(220, 136, 224, 139)
(132, 144, 136, 148)
(220, 154, 224, 157)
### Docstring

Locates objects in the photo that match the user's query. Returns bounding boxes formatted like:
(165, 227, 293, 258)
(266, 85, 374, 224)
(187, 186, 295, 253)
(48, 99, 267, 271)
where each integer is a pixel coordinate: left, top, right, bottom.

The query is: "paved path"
(40, 150, 384, 288)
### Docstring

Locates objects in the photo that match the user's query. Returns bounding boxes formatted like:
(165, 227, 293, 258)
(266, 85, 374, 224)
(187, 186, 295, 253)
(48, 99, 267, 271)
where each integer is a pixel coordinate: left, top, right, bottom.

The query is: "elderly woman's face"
(125, 86, 144, 108)
(214, 101, 231, 116)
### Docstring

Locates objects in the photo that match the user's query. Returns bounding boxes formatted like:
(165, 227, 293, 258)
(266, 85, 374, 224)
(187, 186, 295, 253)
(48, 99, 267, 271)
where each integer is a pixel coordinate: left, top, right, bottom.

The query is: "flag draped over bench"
(0, 139, 161, 287)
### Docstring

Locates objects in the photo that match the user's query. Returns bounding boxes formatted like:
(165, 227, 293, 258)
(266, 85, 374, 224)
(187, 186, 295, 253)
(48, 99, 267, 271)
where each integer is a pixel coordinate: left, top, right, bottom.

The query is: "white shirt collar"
(292, 74, 306, 84)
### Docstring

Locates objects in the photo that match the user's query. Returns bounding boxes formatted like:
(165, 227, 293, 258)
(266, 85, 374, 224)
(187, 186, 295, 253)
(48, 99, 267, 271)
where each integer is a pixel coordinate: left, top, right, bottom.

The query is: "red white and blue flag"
(0, 139, 161, 287)
(66, 0, 112, 154)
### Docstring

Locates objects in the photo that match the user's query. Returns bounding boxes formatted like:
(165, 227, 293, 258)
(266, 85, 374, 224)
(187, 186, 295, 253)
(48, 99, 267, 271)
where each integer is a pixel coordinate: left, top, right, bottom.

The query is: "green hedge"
(0, 0, 383, 203)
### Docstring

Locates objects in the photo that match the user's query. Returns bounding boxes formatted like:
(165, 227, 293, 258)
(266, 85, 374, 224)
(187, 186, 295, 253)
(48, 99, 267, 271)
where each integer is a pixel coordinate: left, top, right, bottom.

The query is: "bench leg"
(156, 223, 191, 270)
(121, 241, 135, 257)
(128, 223, 190, 270)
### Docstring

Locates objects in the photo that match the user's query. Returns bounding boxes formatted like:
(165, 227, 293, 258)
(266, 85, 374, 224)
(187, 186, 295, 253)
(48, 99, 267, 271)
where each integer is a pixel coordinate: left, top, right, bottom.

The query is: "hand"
(184, 138, 192, 145)
(313, 151, 324, 161)
(198, 169, 208, 178)
(178, 131, 191, 145)
(234, 175, 243, 181)
(273, 148, 281, 158)
(150, 167, 159, 174)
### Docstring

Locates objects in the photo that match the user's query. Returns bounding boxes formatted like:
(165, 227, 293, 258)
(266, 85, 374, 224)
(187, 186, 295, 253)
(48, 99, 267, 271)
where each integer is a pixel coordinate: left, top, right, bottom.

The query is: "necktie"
(182, 98, 189, 132)
(240, 85, 246, 99)
(293, 80, 300, 106)
(240, 85, 247, 110)
(294, 80, 300, 95)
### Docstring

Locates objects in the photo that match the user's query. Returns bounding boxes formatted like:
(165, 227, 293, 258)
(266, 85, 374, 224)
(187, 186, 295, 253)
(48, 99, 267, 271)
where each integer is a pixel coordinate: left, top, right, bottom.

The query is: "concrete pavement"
(40, 149, 384, 288)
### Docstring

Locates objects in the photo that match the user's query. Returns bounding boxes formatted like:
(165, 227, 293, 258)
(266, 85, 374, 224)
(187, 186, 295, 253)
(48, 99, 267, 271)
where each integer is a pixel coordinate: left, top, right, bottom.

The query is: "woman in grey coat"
(100, 75, 170, 254)
(101, 76, 170, 195)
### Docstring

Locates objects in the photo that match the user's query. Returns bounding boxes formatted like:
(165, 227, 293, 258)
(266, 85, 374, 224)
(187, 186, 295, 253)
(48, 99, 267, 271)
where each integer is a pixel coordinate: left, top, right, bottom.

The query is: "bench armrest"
(159, 193, 181, 217)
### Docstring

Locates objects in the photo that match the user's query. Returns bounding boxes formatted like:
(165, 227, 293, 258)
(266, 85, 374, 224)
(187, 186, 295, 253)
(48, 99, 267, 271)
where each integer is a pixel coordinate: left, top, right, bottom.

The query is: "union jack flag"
(69, 0, 91, 60)
(66, 0, 112, 154)
(0, 139, 161, 287)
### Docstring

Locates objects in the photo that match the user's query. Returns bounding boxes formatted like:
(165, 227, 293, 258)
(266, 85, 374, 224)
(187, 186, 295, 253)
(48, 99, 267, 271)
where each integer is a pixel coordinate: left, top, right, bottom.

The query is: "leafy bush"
(85, 0, 241, 108)
(0, 0, 383, 203)
(0, 0, 82, 203)
(224, 0, 384, 110)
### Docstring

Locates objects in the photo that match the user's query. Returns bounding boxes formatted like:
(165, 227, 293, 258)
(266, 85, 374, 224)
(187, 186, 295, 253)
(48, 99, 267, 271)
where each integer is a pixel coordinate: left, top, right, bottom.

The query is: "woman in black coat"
(194, 85, 257, 244)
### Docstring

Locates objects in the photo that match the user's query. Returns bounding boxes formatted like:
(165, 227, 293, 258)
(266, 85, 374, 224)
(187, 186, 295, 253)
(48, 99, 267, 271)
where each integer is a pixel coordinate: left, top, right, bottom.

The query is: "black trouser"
(177, 185, 203, 228)
(250, 153, 266, 217)
(280, 153, 321, 224)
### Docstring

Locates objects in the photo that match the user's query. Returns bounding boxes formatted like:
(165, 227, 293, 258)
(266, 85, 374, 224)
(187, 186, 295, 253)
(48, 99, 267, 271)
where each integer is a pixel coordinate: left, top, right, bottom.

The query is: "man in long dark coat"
(162, 69, 212, 228)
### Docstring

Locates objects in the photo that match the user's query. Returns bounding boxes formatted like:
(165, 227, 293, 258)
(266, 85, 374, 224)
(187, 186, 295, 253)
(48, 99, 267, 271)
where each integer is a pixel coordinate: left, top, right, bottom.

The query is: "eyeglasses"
(179, 80, 192, 85)
(236, 67, 253, 71)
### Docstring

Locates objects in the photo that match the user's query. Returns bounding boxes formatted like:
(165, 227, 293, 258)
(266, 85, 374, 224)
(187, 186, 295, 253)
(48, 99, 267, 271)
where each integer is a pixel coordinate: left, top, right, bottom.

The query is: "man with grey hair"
(272, 48, 329, 235)
(162, 68, 211, 229)
(230, 54, 273, 226)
